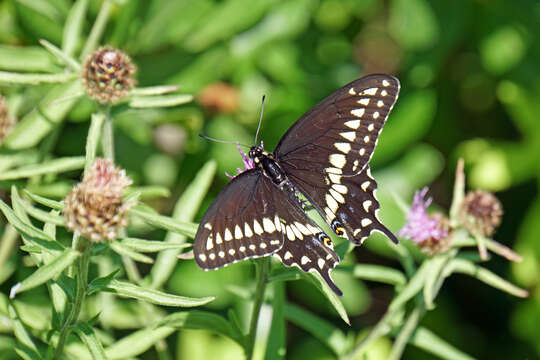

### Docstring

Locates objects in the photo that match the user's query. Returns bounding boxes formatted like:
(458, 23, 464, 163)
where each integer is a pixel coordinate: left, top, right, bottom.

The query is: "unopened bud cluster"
(459, 190, 503, 237)
(81, 47, 136, 104)
(0, 95, 15, 145)
(63, 158, 133, 242)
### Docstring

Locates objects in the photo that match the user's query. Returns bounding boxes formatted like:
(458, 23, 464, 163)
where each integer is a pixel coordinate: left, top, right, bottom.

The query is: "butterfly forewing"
(194, 170, 284, 269)
(275, 75, 400, 244)
(275, 74, 400, 176)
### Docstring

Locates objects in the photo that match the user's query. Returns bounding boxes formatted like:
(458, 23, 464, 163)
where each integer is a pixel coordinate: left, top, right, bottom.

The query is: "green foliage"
(0, 0, 537, 359)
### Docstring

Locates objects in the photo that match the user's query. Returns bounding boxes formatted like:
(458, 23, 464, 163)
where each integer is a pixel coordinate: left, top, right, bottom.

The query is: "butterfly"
(193, 74, 400, 296)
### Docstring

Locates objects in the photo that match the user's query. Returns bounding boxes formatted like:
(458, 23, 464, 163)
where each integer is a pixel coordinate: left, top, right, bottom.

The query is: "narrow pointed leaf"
(104, 326, 175, 359)
(389, 261, 431, 311)
(23, 190, 64, 210)
(410, 327, 476, 360)
(130, 85, 180, 96)
(159, 311, 243, 344)
(109, 242, 154, 264)
(150, 160, 216, 288)
(72, 322, 107, 360)
(0, 156, 85, 181)
(10, 249, 79, 298)
(129, 94, 193, 108)
(307, 272, 350, 325)
(120, 238, 192, 252)
(130, 206, 198, 237)
(39, 39, 80, 72)
(15, 198, 66, 226)
(104, 280, 215, 307)
(8, 304, 39, 356)
(343, 264, 407, 286)
(0, 71, 78, 84)
(0, 199, 55, 242)
(448, 259, 528, 298)
(284, 303, 350, 356)
(62, 0, 89, 57)
(265, 282, 286, 360)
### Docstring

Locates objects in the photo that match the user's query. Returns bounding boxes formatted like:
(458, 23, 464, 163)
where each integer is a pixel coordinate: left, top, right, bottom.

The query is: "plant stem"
(53, 238, 91, 359)
(389, 307, 423, 360)
(245, 257, 270, 360)
(80, 0, 113, 58)
(102, 106, 114, 160)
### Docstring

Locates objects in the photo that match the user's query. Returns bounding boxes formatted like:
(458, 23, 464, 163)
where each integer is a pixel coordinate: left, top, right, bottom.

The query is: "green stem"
(80, 0, 113, 59)
(102, 106, 114, 160)
(85, 112, 105, 172)
(388, 307, 423, 360)
(245, 257, 270, 359)
(53, 238, 91, 359)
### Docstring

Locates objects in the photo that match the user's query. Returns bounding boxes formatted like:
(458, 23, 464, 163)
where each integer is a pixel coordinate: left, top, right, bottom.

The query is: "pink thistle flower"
(399, 188, 448, 244)
(226, 143, 257, 179)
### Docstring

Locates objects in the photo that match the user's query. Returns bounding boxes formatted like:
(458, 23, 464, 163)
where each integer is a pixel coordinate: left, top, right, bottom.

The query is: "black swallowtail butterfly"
(194, 74, 400, 296)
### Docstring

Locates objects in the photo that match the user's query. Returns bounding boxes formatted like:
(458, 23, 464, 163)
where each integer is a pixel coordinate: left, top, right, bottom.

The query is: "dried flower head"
(63, 158, 133, 242)
(225, 143, 257, 179)
(81, 47, 136, 104)
(198, 82, 239, 113)
(0, 95, 15, 145)
(399, 188, 452, 254)
(459, 190, 503, 237)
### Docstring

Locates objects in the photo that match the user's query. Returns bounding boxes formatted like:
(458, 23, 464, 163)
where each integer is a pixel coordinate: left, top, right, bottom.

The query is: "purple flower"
(399, 188, 448, 244)
(226, 143, 256, 179)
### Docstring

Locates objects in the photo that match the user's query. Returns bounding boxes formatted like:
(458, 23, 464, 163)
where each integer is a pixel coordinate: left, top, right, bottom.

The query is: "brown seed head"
(81, 47, 136, 104)
(0, 95, 15, 145)
(459, 190, 503, 237)
(63, 158, 133, 242)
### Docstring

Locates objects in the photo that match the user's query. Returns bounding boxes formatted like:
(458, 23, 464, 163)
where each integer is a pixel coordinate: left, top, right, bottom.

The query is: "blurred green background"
(1, 0, 540, 359)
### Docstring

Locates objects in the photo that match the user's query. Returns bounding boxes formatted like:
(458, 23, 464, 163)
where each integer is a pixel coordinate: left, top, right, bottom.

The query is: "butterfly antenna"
(254, 95, 266, 145)
(199, 134, 250, 148)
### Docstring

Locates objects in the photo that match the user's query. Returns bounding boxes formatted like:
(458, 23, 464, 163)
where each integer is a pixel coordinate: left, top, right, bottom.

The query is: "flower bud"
(459, 190, 503, 237)
(81, 47, 136, 104)
(63, 158, 133, 242)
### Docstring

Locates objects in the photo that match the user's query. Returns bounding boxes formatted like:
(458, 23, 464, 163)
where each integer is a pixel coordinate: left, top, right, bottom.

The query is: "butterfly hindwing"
(272, 198, 342, 296)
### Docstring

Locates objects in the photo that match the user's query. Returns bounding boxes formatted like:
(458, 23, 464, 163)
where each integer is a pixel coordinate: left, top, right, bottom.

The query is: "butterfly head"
(249, 141, 267, 163)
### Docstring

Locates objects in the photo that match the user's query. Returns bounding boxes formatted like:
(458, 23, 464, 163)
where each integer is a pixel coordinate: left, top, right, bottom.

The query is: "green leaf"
(104, 325, 175, 359)
(0, 45, 60, 73)
(103, 280, 215, 307)
(109, 242, 154, 264)
(4, 81, 82, 150)
(62, 0, 89, 57)
(80, 0, 114, 58)
(130, 206, 198, 237)
(8, 304, 40, 357)
(0, 71, 78, 85)
(265, 282, 286, 360)
(0, 156, 85, 181)
(342, 264, 407, 286)
(423, 252, 456, 310)
(410, 326, 476, 360)
(306, 272, 350, 325)
(159, 311, 243, 345)
(126, 186, 171, 200)
(0, 199, 56, 243)
(39, 39, 81, 72)
(129, 94, 193, 108)
(448, 259, 528, 298)
(23, 190, 64, 210)
(87, 269, 119, 296)
(284, 303, 351, 356)
(14, 198, 66, 226)
(119, 238, 192, 252)
(389, 261, 431, 312)
(72, 322, 107, 360)
(10, 248, 80, 298)
(149, 160, 216, 288)
(131, 85, 179, 96)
